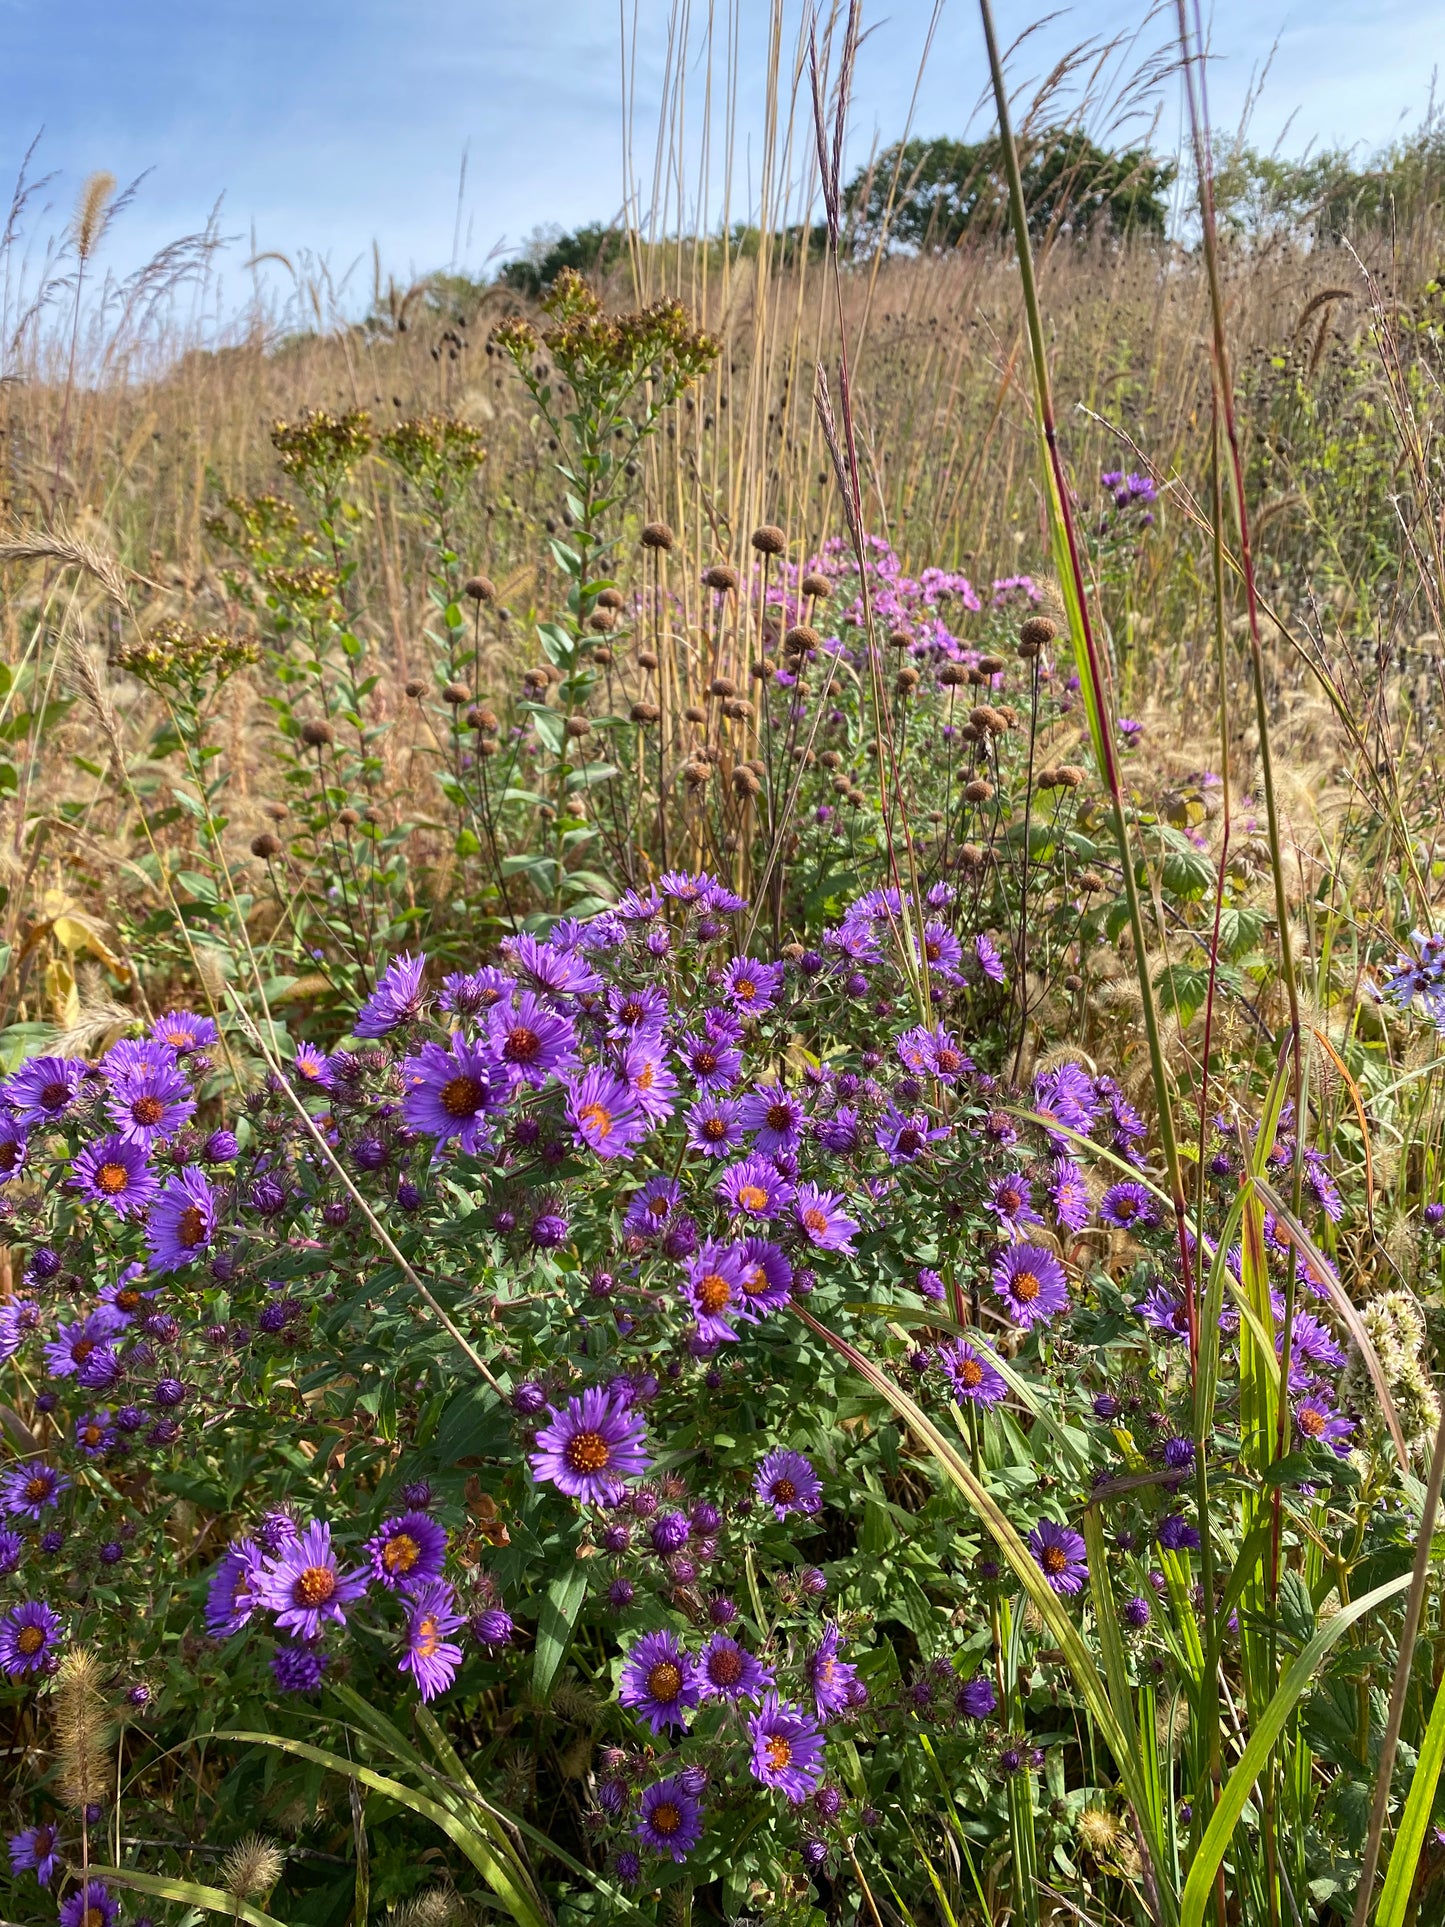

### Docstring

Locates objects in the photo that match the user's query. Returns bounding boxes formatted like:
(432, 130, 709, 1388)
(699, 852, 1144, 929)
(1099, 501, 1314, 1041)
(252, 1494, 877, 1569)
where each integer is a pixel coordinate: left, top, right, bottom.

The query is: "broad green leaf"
(534, 1565, 588, 1698)
(1374, 1651, 1445, 1926)
(92, 1866, 275, 1925)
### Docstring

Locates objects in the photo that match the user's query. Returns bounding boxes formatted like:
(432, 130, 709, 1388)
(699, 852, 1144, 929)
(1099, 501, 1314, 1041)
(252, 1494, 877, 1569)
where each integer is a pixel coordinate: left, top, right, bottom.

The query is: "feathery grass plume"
(1344, 1289, 1442, 1463)
(0, 530, 128, 604)
(221, 1834, 285, 1900)
(72, 171, 116, 263)
(51, 1646, 111, 1811)
(394, 1885, 468, 1926)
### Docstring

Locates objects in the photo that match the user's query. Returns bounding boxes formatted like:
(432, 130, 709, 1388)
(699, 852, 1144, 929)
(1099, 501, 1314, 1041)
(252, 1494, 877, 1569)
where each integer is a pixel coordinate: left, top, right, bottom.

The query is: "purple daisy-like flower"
(1136, 1278, 1191, 1338)
(874, 1103, 948, 1163)
(685, 1096, 744, 1157)
(741, 1083, 807, 1153)
(106, 1054, 196, 1146)
(529, 1386, 651, 1503)
(367, 1510, 448, 1593)
(43, 1307, 125, 1380)
(698, 1632, 773, 1702)
(919, 919, 965, 981)
(717, 1155, 794, 1221)
(607, 983, 670, 1043)
(1048, 1159, 1091, 1231)
(1157, 1514, 1201, 1552)
(974, 934, 1007, 984)
(938, 1339, 1008, 1405)
(438, 965, 513, 1017)
(272, 1642, 328, 1694)
(621, 1040, 678, 1122)
(70, 1134, 157, 1218)
(0, 1115, 27, 1183)
(623, 1176, 683, 1240)
(0, 1529, 22, 1575)
(564, 1068, 648, 1160)
(678, 1028, 744, 1091)
(635, 1775, 704, 1862)
(1100, 1180, 1158, 1230)
(956, 1675, 997, 1718)
(993, 1244, 1070, 1328)
(3, 1055, 84, 1128)
(0, 1599, 61, 1678)
(619, 1629, 699, 1735)
(792, 1183, 859, 1253)
(400, 1036, 506, 1155)
(724, 956, 785, 1013)
(73, 1412, 116, 1458)
(807, 1622, 859, 1721)
(1285, 1310, 1347, 1376)
(0, 1300, 40, 1363)
(398, 1580, 466, 1702)
(488, 989, 577, 1088)
(1295, 1396, 1355, 1458)
(736, 1238, 793, 1318)
(0, 1462, 68, 1521)
(748, 1693, 826, 1802)
(8, 1821, 61, 1885)
(255, 1519, 368, 1640)
(149, 1009, 218, 1054)
(1028, 1519, 1088, 1595)
(755, 1448, 821, 1520)
(97, 1267, 152, 1324)
(988, 1171, 1043, 1229)
(1034, 1062, 1098, 1139)
(354, 952, 429, 1037)
(59, 1880, 118, 1927)
(205, 1539, 263, 1637)
(505, 932, 603, 998)
(293, 1043, 333, 1090)
(682, 1242, 748, 1343)
(146, 1165, 217, 1273)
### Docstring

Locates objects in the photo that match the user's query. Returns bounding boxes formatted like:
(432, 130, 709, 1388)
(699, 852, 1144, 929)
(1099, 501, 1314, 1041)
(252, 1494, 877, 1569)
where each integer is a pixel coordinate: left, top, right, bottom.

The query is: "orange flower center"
(23, 1476, 49, 1502)
(709, 1647, 743, 1686)
(696, 1274, 732, 1314)
(177, 1205, 207, 1248)
(413, 1615, 441, 1657)
(132, 1095, 165, 1126)
(766, 1103, 793, 1131)
(504, 1026, 540, 1063)
(40, 1081, 70, 1110)
(440, 1074, 484, 1118)
(382, 1534, 420, 1574)
(564, 1430, 610, 1474)
(1298, 1407, 1325, 1438)
(803, 1208, 828, 1235)
(737, 1185, 768, 1212)
(294, 1565, 337, 1607)
(772, 1478, 797, 1505)
(702, 1117, 727, 1141)
(651, 1800, 682, 1835)
(1012, 1270, 1040, 1303)
(116, 1289, 141, 1312)
(765, 1736, 792, 1771)
(16, 1625, 44, 1655)
(1041, 1545, 1067, 1575)
(97, 1162, 130, 1194)
(958, 1358, 983, 1388)
(577, 1102, 612, 1139)
(646, 1661, 683, 1702)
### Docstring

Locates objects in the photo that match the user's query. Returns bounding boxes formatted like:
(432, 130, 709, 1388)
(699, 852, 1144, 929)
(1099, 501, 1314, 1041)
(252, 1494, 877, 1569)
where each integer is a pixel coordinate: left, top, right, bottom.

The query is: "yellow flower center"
(439, 1074, 483, 1118)
(647, 1661, 683, 1702)
(564, 1430, 610, 1474)
(382, 1534, 420, 1574)
(294, 1565, 337, 1608)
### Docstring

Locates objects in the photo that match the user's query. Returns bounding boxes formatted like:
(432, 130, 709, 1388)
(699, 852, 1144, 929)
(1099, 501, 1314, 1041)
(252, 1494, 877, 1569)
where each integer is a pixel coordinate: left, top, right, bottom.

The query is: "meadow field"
(2, 7, 1445, 1926)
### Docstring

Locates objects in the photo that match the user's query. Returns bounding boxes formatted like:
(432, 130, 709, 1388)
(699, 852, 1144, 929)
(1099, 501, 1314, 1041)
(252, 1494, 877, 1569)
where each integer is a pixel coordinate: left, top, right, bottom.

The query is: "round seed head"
(630, 700, 660, 724)
(1019, 615, 1057, 648)
(641, 522, 675, 551)
(442, 682, 470, 705)
(299, 719, 335, 748)
(250, 833, 282, 860)
(403, 677, 426, 699)
(750, 524, 786, 556)
(703, 563, 739, 591)
(463, 574, 496, 602)
(800, 570, 830, 598)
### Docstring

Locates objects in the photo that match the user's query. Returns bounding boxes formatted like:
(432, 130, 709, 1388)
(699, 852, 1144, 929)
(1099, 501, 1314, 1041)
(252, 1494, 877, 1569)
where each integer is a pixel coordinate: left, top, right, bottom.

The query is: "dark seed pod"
(337, 807, 360, 827)
(895, 667, 920, 694)
(708, 676, 737, 698)
(641, 522, 675, 551)
(596, 587, 625, 611)
(630, 701, 661, 724)
(683, 761, 712, 788)
(299, 719, 335, 748)
(783, 625, 818, 654)
(636, 650, 659, 671)
(403, 677, 426, 699)
(964, 778, 995, 803)
(589, 608, 617, 632)
(721, 697, 755, 722)
(564, 715, 592, 738)
(702, 563, 739, 592)
(463, 574, 496, 602)
(939, 663, 967, 686)
(250, 832, 282, 859)
(750, 524, 786, 556)
(592, 646, 614, 666)
(731, 766, 762, 797)
(683, 704, 707, 724)
(800, 570, 830, 599)
(888, 629, 912, 651)
(442, 682, 470, 705)
(749, 659, 777, 680)
(262, 800, 289, 822)
(977, 653, 1007, 674)
(1019, 615, 1057, 649)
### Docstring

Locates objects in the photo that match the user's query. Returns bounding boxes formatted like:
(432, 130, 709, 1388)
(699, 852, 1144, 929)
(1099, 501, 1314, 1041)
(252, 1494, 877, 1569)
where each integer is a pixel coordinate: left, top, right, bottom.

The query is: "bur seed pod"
(939, 663, 968, 686)
(977, 653, 1007, 674)
(262, 801, 289, 822)
(964, 778, 994, 803)
(732, 766, 762, 797)
(250, 833, 282, 859)
(403, 677, 426, 699)
(749, 660, 777, 680)
(1019, 615, 1057, 649)
(800, 570, 830, 598)
(708, 676, 737, 699)
(299, 719, 334, 748)
(750, 524, 786, 556)
(636, 650, 659, 671)
(683, 704, 707, 724)
(721, 697, 754, 722)
(630, 701, 660, 724)
(894, 667, 920, 694)
(783, 624, 818, 654)
(442, 682, 470, 706)
(589, 609, 617, 632)
(463, 574, 496, 602)
(337, 808, 360, 827)
(596, 587, 625, 611)
(1057, 765, 1086, 789)
(564, 715, 592, 738)
(592, 646, 614, 666)
(641, 522, 675, 551)
(888, 629, 912, 651)
(703, 563, 739, 591)
(683, 761, 712, 788)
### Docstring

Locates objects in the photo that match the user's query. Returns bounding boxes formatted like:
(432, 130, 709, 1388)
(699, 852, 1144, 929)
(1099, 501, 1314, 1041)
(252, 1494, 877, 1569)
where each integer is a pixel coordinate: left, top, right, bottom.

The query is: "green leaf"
(1180, 1571, 1413, 1927)
(534, 1565, 588, 1699)
(91, 1866, 275, 1926)
(1375, 1646, 1445, 1926)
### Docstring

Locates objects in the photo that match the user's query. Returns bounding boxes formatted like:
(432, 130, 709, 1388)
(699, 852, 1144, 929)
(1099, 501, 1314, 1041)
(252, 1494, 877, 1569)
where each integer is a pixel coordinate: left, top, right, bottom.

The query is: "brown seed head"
(783, 625, 819, 654)
(630, 700, 660, 724)
(964, 778, 994, 803)
(683, 704, 707, 724)
(819, 750, 843, 770)
(463, 574, 496, 602)
(683, 761, 712, 789)
(1057, 765, 1086, 789)
(978, 653, 1007, 674)
(592, 646, 614, 666)
(403, 677, 426, 699)
(595, 587, 625, 611)
(721, 697, 754, 722)
(800, 570, 830, 599)
(442, 682, 470, 705)
(731, 766, 762, 797)
(337, 808, 360, 827)
(522, 668, 550, 690)
(250, 833, 282, 860)
(262, 801, 289, 822)
(895, 667, 920, 694)
(888, 628, 912, 651)
(703, 563, 739, 592)
(750, 524, 786, 556)
(1019, 615, 1057, 649)
(636, 649, 659, 671)
(939, 662, 967, 686)
(708, 676, 737, 699)
(299, 719, 334, 749)
(749, 659, 777, 681)
(589, 609, 617, 633)
(564, 715, 592, 738)
(640, 522, 675, 552)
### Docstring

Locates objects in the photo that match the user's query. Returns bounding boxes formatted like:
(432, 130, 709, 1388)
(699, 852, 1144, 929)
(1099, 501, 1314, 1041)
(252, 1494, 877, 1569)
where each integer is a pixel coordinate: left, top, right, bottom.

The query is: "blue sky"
(0, 0, 1433, 303)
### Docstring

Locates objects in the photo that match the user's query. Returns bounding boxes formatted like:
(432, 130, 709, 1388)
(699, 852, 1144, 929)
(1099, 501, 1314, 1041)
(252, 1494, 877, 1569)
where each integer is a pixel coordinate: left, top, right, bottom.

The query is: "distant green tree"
(499, 222, 628, 297)
(844, 129, 1174, 253)
(1211, 123, 1445, 242)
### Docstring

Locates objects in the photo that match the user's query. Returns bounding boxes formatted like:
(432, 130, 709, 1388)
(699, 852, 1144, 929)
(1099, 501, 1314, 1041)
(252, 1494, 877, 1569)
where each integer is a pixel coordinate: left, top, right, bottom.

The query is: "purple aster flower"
(271, 1642, 327, 1693)
(43, 1307, 124, 1379)
(0, 1528, 22, 1575)
(993, 1244, 1070, 1327)
(807, 1622, 859, 1721)
(367, 1511, 448, 1593)
(815, 1105, 861, 1154)
(1034, 1062, 1099, 1139)
(683, 1242, 748, 1343)
(1286, 1310, 1347, 1375)
(146, 1166, 217, 1273)
(792, 1183, 860, 1253)
(755, 1448, 821, 1520)
(1162, 1435, 1195, 1471)
(0, 1462, 68, 1521)
(106, 1055, 196, 1146)
(529, 1386, 651, 1503)
(0, 1115, 27, 1183)
(8, 1821, 61, 1885)
(685, 1096, 744, 1157)
(292, 1044, 333, 1091)
(564, 1069, 648, 1160)
(974, 934, 1006, 984)
(0, 1599, 61, 1677)
(938, 1339, 1007, 1405)
(1136, 1279, 1191, 1339)
(354, 952, 429, 1037)
(748, 1693, 826, 1802)
(623, 1176, 683, 1240)
(698, 1632, 773, 1702)
(916, 1267, 946, 1302)
(1295, 1396, 1355, 1458)
(205, 1540, 263, 1637)
(0, 1299, 40, 1364)
(723, 957, 785, 1013)
(649, 1510, 690, 1554)
(736, 1238, 793, 1317)
(919, 920, 964, 981)
(678, 1029, 743, 1092)
(1028, 1519, 1088, 1595)
(1100, 1180, 1158, 1230)
(874, 1103, 947, 1163)
(988, 1171, 1043, 1229)
(619, 1629, 699, 1734)
(73, 1412, 117, 1458)
(505, 932, 603, 997)
(607, 984, 670, 1043)
(471, 1606, 515, 1648)
(1121, 1594, 1152, 1629)
(400, 1036, 506, 1155)
(59, 1881, 118, 1927)
(635, 1775, 704, 1862)
(255, 1519, 368, 1639)
(1156, 1514, 1201, 1552)
(1302, 1152, 1344, 1222)
(956, 1675, 997, 1718)
(3, 1056, 84, 1128)
(97, 1269, 152, 1324)
(439, 965, 514, 1017)
(741, 1083, 807, 1153)
(398, 1580, 466, 1701)
(488, 990, 577, 1088)
(1048, 1158, 1091, 1231)
(717, 1155, 794, 1221)
(621, 1040, 678, 1122)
